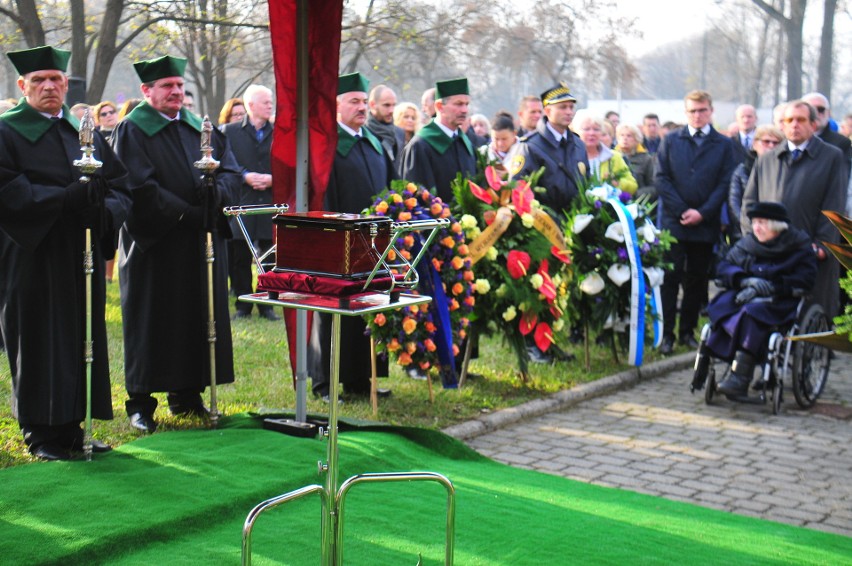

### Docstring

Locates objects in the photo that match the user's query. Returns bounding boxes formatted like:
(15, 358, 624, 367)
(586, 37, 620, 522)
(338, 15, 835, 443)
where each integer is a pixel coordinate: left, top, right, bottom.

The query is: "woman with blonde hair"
(218, 97, 246, 127)
(572, 109, 637, 193)
(393, 101, 421, 148)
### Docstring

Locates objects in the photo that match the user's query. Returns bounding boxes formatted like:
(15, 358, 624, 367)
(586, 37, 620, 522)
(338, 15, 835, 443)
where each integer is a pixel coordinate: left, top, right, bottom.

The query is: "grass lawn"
(0, 275, 682, 468)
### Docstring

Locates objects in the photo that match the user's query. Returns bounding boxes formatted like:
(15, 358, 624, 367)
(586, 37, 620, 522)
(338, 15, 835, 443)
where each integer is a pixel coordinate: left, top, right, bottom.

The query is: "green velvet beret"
(337, 72, 369, 95)
(6, 46, 70, 76)
(133, 55, 187, 83)
(435, 78, 469, 100)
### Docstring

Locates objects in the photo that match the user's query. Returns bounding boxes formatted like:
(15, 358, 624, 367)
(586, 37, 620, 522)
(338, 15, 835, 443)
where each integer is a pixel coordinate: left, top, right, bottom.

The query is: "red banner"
(268, 0, 343, 377)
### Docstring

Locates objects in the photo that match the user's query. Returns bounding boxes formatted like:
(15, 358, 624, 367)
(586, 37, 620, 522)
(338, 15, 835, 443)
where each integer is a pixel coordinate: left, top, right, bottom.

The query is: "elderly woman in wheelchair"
(694, 201, 818, 401)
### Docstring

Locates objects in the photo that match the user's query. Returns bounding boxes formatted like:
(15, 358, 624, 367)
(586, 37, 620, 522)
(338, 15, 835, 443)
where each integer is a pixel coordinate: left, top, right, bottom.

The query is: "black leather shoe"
(660, 337, 674, 355)
(232, 311, 252, 320)
(717, 372, 751, 397)
(31, 443, 72, 461)
(129, 412, 157, 434)
(679, 335, 700, 349)
(259, 309, 281, 321)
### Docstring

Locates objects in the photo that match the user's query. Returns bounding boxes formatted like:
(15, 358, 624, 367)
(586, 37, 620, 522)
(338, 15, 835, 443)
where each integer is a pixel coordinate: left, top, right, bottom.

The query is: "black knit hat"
(746, 201, 790, 223)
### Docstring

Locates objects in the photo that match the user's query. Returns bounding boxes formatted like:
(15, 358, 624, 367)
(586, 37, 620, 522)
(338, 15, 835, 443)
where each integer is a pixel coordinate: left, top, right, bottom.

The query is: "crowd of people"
(2, 43, 851, 460)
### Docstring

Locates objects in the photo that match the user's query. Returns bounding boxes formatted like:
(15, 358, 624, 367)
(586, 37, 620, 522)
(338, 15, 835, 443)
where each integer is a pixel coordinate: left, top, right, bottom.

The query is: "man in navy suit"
(655, 90, 737, 354)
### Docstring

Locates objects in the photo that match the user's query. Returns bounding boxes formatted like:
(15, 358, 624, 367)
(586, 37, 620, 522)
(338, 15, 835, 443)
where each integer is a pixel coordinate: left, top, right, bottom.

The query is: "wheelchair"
(690, 294, 832, 414)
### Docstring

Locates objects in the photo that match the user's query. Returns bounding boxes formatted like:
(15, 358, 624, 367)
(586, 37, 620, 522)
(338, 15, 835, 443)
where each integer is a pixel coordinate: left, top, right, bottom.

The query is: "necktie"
(693, 130, 703, 139)
(791, 148, 802, 162)
(743, 134, 751, 149)
(559, 137, 568, 148)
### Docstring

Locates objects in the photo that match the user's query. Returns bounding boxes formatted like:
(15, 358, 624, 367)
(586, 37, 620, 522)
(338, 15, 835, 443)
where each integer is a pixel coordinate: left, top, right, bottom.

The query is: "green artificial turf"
(0, 415, 848, 565)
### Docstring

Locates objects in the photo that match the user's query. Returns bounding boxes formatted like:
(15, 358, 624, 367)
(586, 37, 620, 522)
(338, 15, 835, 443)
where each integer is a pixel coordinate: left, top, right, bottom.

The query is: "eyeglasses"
(815, 106, 827, 114)
(686, 107, 710, 114)
(757, 138, 780, 146)
(783, 116, 809, 124)
(99, 109, 116, 117)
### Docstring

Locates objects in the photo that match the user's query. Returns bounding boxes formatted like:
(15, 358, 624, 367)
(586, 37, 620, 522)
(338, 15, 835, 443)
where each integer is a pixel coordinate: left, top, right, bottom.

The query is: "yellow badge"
(509, 154, 525, 177)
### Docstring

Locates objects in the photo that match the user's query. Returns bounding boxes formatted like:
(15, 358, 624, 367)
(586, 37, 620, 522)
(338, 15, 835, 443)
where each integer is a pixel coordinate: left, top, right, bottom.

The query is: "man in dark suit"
(731, 104, 757, 167)
(803, 92, 852, 181)
(655, 90, 737, 354)
(221, 84, 279, 321)
(742, 99, 847, 319)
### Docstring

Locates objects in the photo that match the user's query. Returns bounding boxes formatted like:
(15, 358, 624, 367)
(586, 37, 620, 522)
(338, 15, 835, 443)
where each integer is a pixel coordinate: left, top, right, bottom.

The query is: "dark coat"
(112, 105, 242, 394)
(655, 126, 737, 243)
(726, 160, 753, 240)
(507, 117, 589, 217)
(0, 104, 131, 425)
(400, 120, 477, 203)
(741, 135, 847, 317)
(308, 125, 394, 390)
(623, 150, 656, 200)
(221, 118, 274, 240)
(708, 227, 817, 329)
(818, 127, 852, 181)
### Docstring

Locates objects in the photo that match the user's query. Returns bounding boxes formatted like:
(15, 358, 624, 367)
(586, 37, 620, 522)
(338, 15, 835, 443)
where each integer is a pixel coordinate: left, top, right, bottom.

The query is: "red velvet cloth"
(258, 271, 397, 296)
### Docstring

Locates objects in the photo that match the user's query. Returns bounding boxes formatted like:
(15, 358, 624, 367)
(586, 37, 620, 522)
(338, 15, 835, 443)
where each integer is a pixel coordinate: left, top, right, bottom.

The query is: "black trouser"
(661, 240, 714, 340)
(228, 238, 273, 314)
(21, 422, 83, 451)
(125, 389, 204, 417)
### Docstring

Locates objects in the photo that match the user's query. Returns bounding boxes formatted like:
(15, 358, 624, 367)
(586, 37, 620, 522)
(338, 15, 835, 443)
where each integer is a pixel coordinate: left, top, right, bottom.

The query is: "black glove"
(735, 287, 758, 305)
(181, 205, 205, 230)
(196, 176, 223, 232)
(64, 180, 92, 213)
(741, 277, 774, 296)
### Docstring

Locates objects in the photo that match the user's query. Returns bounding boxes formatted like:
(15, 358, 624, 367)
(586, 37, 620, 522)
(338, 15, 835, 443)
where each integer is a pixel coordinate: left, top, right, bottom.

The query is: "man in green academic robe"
(111, 55, 241, 433)
(0, 46, 131, 460)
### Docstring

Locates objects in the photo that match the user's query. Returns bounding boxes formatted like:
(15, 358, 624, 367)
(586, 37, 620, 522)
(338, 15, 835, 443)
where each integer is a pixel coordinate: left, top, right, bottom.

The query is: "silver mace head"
(73, 108, 103, 181)
(194, 115, 220, 173)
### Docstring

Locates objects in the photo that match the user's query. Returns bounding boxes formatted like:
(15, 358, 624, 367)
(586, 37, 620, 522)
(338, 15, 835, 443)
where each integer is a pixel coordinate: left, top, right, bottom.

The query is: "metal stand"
(239, 291, 456, 566)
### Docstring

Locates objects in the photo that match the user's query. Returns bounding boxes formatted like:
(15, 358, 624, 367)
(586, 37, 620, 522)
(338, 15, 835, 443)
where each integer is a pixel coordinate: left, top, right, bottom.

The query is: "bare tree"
(751, 0, 807, 100)
(816, 0, 837, 99)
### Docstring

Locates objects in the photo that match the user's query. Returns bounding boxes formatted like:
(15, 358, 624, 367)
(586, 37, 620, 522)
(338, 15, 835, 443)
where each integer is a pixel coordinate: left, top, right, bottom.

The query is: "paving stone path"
(458, 351, 852, 537)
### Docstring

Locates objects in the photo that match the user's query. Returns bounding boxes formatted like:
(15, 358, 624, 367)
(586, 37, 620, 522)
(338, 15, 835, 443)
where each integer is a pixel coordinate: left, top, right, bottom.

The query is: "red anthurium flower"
(536, 259, 557, 302)
(511, 182, 534, 216)
(506, 250, 531, 279)
(468, 180, 493, 205)
(550, 305, 562, 319)
(485, 165, 508, 191)
(551, 246, 571, 265)
(519, 311, 538, 336)
(533, 322, 554, 352)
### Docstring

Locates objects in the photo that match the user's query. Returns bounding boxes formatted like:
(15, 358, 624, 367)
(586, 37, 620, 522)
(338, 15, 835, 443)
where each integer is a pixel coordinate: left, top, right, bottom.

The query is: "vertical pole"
(324, 313, 342, 565)
(294, 0, 310, 423)
(83, 228, 93, 461)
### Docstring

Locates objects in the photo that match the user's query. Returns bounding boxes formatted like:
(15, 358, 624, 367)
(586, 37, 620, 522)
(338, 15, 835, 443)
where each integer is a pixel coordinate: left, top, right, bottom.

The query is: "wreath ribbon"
(468, 207, 567, 265)
(608, 197, 646, 366)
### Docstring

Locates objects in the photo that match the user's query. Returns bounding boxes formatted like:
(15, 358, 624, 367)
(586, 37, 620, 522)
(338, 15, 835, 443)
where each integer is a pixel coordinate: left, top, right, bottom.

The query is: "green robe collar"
(336, 124, 383, 158)
(124, 100, 202, 137)
(0, 98, 80, 143)
(416, 119, 473, 156)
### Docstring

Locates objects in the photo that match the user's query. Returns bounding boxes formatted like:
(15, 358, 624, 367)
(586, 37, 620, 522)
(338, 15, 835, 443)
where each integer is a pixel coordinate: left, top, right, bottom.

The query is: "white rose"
(474, 279, 491, 294)
(485, 246, 498, 261)
(573, 214, 594, 234)
(530, 273, 544, 290)
(521, 213, 535, 228)
(460, 214, 477, 230)
(495, 283, 508, 297)
(607, 264, 631, 287)
(579, 272, 605, 295)
(502, 306, 517, 322)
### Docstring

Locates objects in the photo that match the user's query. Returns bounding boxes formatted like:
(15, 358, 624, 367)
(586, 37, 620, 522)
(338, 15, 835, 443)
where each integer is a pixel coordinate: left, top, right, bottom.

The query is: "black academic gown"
(111, 102, 241, 394)
(400, 120, 476, 202)
(0, 101, 131, 425)
(308, 125, 395, 395)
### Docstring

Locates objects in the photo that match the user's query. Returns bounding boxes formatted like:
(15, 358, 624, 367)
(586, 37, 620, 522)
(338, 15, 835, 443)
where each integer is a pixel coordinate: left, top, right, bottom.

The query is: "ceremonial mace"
(73, 109, 102, 462)
(194, 116, 220, 428)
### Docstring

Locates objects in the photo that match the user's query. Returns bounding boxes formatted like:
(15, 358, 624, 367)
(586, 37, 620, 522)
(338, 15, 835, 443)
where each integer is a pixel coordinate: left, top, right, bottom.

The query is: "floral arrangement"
(364, 180, 474, 386)
(451, 166, 571, 380)
(565, 182, 674, 366)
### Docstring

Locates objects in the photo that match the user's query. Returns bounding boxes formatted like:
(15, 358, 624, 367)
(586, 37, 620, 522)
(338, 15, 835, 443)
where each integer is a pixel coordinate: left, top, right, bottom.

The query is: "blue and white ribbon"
(607, 197, 646, 366)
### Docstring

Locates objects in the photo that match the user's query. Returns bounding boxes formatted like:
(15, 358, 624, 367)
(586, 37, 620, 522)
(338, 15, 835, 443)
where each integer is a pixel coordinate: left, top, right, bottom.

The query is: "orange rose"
(388, 248, 397, 261)
(401, 249, 411, 260)
(441, 207, 451, 218)
(452, 222, 462, 233)
(374, 313, 386, 327)
(406, 341, 417, 354)
(452, 282, 464, 296)
(451, 256, 464, 270)
(398, 211, 412, 221)
(457, 244, 469, 256)
(375, 201, 388, 214)
(459, 329, 467, 339)
(398, 352, 412, 366)
(425, 322, 437, 333)
(392, 194, 403, 203)
(403, 235, 415, 247)
(419, 361, 430, 370)
(452, 344, 460, 356)
(449, 298, 459, 311)
(406, 182, 418, 193)
(424, 339, 437, 352)
(405, 197, 417, 209)
(408, 304, 419, 314)
(441, 236, 455, 248)
(432, 258, 443, 271)
(430, 203, 443, 216)
(464, 296, 475, 307)
(388, 338, 401, 352)
(463, 270, 474, 281)
(402, 317, 417, 335)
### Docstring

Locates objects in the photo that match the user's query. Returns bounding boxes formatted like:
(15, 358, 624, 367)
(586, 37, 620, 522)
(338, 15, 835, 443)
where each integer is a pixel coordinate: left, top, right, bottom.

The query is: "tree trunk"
(784, 0, 806, 100)
(15, 0, 46, 47)
(87, 0, 125, 103)
(816, 0, 836, 99)
(70, 0, 87, 84)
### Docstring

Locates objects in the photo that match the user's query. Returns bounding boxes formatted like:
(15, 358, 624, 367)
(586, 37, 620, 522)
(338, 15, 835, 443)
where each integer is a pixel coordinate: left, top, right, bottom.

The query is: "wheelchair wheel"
(791, 303, 832, 408)
(771, 381, 782, 415)
(704, 366, 717, 404)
